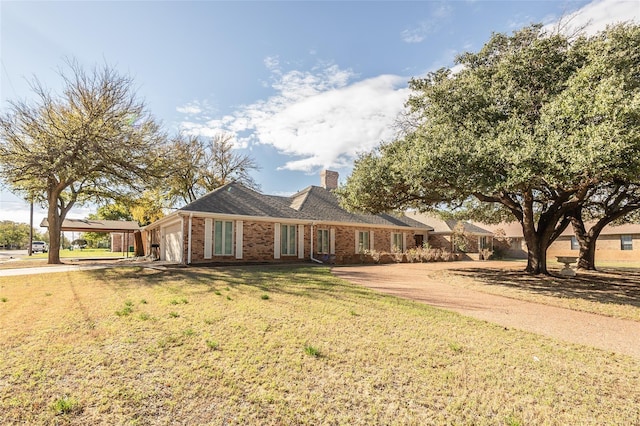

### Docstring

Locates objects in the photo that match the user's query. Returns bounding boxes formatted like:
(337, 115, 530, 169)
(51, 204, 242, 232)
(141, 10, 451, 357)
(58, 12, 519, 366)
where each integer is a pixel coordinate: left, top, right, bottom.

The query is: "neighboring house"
(407, 213, 494, 257)
(549, 223, 640, 261)
(143, 171, 431, 265)
(480, 221, 640, 262)
(477, 222, 528, 259)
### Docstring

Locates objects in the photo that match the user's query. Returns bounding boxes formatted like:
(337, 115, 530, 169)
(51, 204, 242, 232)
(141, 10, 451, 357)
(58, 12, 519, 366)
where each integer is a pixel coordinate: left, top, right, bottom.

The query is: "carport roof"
(40, 218, 140, 233)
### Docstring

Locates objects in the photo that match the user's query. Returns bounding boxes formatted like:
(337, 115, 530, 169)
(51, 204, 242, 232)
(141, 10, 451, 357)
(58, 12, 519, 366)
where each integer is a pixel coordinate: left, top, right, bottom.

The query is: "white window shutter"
(235, 220, 243, 259)
(403, 233, 407, 251)
(370, 231, 374, 250)
(274, 223, 281, 259)
(330, 228, 335, 255)
(204, 218, 212, 259)
(298, 224, 304, 259)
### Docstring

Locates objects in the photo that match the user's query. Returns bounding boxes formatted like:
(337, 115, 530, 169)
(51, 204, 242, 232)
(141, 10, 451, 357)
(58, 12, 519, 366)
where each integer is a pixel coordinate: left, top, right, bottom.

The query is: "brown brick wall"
(243, 221, 276, 261)
(110, 232, 133, 252)
(190, 217, 205, 261)
(333, 226, 418, 263)
(185, 216, 420, 265)
(429, 234, 451, 251)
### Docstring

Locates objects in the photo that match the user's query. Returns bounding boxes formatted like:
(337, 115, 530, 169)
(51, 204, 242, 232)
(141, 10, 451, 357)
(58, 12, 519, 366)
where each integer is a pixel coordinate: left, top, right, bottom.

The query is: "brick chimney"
(320, 170, 339, 190)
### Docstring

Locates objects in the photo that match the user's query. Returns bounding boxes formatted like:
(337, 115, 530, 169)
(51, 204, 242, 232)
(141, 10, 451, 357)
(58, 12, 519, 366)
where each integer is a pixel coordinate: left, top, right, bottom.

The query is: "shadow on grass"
(450, 267, 640, 308)
(84, 264, 382, 303)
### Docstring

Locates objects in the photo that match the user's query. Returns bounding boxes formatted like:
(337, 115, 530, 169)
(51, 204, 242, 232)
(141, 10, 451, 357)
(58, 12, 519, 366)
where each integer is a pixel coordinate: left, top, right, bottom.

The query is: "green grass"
(0, 265, 638, 424)
(304, 344, 321, 358)
(0, 248, 128, 270)
(50, 395, 80, 415)
(27, 248, 126, 260)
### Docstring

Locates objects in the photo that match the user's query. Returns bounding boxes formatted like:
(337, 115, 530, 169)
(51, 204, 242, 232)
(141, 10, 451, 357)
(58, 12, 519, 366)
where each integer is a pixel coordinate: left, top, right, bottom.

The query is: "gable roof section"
(181, 183, 300, 219)
(291, 186, 430, 228)
(179, 183, 430, 229)
(406, 212, 493, 236)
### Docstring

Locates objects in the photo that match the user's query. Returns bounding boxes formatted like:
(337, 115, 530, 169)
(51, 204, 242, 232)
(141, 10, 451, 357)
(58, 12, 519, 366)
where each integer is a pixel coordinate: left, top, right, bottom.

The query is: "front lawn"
(28, 248, 127, 260)
(0, 265, 638, 424)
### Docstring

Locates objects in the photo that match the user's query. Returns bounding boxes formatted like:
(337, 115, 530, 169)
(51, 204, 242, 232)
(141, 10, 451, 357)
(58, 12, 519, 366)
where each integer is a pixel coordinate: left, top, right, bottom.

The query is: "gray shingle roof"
(406, 212, 493, 235)
(180, 183, 430, 229)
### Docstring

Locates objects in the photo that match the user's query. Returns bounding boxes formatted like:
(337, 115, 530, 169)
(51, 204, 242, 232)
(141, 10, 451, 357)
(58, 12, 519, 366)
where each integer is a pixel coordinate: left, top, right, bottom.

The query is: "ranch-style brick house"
(143, 171, 431, 265)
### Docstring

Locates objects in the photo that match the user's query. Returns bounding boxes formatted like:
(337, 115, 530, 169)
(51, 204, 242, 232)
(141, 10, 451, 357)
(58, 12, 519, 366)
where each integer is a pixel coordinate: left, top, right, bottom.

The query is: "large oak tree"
(338, 24, 640, 275)
(0, 61, 170, 263)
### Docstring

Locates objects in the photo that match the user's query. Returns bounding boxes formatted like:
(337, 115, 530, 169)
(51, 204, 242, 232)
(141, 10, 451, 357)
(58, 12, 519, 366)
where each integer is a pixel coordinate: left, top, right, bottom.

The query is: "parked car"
(31, 241, 48, 253)
(71, 239, 88, 250)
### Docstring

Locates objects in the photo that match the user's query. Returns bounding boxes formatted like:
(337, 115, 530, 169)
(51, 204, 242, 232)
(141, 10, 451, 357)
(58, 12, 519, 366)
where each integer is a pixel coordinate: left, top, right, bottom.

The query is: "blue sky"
(1, 0, 639, 226)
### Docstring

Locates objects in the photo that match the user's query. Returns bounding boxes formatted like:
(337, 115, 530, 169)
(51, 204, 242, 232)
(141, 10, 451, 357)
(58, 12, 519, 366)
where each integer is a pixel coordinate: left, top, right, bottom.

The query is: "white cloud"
(176, 103, 202, 115)
(545, 0, 640, 36)
(177, 63, 410, 172)
(401, 3, 453, 43)
(237, 73, 410, 171)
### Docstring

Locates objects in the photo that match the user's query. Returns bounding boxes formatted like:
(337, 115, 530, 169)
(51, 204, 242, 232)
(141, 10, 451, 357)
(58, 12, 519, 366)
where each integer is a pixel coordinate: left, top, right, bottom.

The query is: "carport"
(40, 218, 142, 257)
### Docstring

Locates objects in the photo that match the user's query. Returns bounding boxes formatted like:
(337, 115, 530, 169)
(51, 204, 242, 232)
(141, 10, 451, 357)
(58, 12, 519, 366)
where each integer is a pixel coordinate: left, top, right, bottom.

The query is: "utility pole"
(28, 200, 33, 256)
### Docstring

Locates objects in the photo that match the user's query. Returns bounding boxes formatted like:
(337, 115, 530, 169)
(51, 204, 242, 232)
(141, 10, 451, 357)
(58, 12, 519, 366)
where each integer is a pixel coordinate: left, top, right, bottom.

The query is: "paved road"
(0, 264, 112, 277)
(0, 249, 27, 259)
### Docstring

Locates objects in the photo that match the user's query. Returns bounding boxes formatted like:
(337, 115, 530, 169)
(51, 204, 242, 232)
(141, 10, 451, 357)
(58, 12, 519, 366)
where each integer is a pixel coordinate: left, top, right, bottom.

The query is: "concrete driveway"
(333, 262, 640, 359)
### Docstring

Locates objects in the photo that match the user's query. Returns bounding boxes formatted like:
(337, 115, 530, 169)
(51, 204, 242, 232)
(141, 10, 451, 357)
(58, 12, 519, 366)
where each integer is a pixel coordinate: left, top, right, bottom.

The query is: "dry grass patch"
(0, 265, 639, 425)
(446, 264, 640, 321)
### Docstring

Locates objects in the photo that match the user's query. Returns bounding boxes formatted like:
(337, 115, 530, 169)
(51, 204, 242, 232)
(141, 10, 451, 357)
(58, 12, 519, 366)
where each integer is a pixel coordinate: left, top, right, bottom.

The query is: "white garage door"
(163, 222, 183, 263)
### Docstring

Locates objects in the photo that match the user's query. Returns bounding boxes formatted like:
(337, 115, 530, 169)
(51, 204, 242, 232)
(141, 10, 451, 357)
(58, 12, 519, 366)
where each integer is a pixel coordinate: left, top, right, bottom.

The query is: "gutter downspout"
(187, 213, 193, 265)
(309, 223, 323, 264)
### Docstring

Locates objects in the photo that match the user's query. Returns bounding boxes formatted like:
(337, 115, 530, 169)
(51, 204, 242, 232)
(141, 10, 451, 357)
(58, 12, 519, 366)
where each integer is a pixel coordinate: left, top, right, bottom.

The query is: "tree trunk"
(46, 197, 62, 264)
(46, 187, 74, 265)
(524, 234, 549, 275)
(521, 219, 550, 275)
(577, 240, 597, 270)
(569, 210, 605, 271)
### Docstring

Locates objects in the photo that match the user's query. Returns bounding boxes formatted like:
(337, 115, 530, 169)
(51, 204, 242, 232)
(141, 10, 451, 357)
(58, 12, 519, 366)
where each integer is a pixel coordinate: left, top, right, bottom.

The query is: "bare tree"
(168, 133, 260, 205)
(0, 60, 169, 263)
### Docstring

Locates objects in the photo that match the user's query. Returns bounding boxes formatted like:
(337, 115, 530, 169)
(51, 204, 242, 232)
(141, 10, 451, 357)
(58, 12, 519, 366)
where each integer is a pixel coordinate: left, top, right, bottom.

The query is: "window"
(317, 229, 329, 254)
(358, 231, 370, 252)
(214, 220, 233, 255)
(621, 235, 633, 251)
(570, 236, 579, 250)
(281, 224, 297, 256)
(392, 233, 404, 252)
(479, 236, 490, 250)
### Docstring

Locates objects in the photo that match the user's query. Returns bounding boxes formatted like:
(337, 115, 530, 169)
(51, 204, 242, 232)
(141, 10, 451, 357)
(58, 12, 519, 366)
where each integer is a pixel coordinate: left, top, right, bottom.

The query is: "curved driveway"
(332, 262, 640, 359)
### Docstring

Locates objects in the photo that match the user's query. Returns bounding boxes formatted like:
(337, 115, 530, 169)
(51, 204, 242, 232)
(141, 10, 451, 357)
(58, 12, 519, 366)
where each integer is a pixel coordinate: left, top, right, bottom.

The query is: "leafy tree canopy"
(338, 23, 640, 275)
(0, 220, 45, 249)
